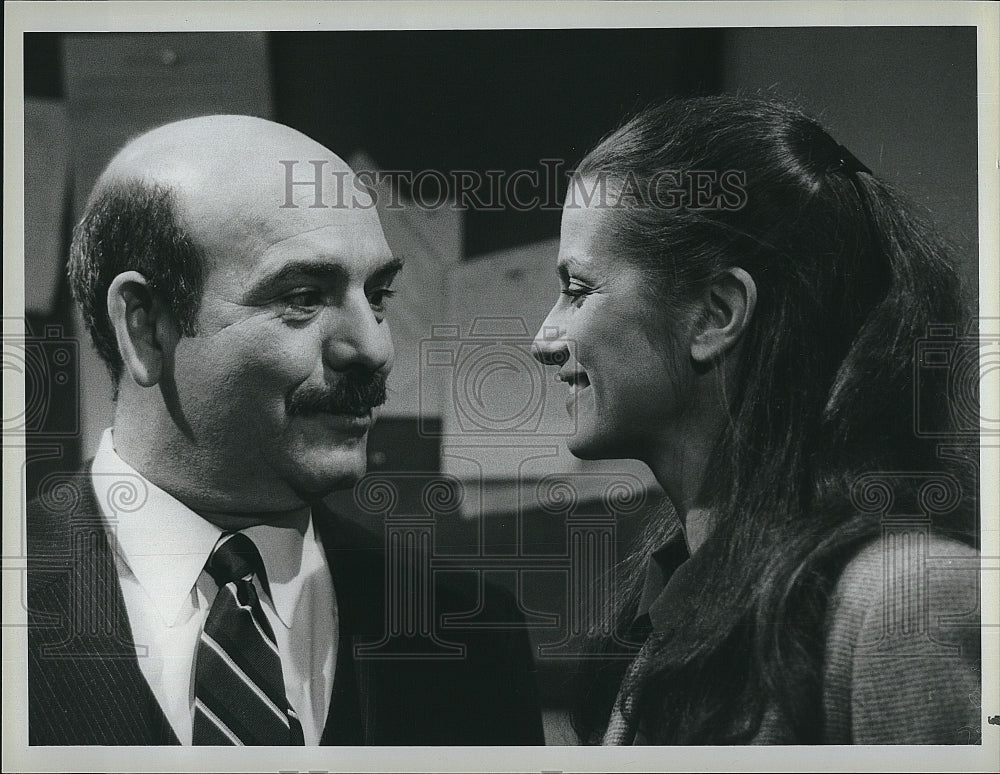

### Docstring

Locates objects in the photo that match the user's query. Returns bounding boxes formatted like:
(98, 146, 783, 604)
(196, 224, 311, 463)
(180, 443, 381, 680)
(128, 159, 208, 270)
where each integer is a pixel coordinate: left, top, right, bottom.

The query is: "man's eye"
(284, 290, 323, 311)
(369, 288, 396, 314)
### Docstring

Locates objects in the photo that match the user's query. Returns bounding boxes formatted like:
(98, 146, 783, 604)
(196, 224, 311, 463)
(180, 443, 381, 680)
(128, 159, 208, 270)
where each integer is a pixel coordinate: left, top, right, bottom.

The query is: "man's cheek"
(222, 349, 292, 395)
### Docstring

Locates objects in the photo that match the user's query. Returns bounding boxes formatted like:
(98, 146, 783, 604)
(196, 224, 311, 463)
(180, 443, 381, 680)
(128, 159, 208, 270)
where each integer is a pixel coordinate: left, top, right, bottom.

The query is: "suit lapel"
(28, 468, 179, 745)
(312, 502, 386, 745)
(31, 483, 389, 745)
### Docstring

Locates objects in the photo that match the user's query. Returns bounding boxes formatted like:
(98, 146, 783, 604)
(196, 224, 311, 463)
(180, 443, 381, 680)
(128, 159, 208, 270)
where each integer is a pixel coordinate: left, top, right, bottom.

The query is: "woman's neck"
(647, 433, 723, 556)
(646, 375, 732, 556)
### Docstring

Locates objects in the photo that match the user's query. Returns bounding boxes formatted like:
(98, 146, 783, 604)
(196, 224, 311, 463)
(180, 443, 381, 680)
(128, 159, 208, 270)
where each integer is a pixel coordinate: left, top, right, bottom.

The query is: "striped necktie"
(193, 532, 304, 745)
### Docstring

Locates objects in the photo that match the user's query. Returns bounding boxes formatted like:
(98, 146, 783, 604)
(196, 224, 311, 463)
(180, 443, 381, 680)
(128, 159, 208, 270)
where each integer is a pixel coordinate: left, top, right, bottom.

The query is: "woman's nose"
(531, 319, 569, 366)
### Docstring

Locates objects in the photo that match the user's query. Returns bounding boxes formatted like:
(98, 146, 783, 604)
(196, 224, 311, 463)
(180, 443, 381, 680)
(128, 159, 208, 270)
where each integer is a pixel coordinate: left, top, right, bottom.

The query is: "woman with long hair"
(531, 95, 980, 744)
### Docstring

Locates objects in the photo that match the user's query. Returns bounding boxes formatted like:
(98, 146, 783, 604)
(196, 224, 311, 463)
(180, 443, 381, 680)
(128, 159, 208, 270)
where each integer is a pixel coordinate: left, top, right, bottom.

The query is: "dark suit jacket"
(26, 467, 544, 745)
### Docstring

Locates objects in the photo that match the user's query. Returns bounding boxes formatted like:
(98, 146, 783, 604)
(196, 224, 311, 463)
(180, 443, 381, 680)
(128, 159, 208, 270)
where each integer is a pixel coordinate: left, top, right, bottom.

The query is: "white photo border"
(4, 2, 998, 772)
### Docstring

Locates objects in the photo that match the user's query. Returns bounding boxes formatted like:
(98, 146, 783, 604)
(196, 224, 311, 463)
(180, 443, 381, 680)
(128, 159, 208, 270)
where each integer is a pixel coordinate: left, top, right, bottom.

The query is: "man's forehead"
(177, 166, 387, 259)
(95, 115, 391, 276)
(171, 154, 358, 215)
(102, 115, 366, 235)
(255, 215, 392, 266)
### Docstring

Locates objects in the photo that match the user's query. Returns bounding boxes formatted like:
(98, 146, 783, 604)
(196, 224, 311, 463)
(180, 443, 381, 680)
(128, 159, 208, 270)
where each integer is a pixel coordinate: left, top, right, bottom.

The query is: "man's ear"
(690, 267, 757, 364)
(107, 271, 180, 387)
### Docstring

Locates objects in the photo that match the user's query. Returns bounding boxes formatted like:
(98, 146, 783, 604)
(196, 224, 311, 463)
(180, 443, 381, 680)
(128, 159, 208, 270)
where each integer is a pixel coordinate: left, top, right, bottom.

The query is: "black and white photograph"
(4, 1, 998, 772)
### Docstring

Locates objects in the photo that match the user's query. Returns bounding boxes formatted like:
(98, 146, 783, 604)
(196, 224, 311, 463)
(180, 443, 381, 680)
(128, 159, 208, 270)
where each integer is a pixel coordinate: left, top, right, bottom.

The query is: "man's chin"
(288, 445, 370, 498)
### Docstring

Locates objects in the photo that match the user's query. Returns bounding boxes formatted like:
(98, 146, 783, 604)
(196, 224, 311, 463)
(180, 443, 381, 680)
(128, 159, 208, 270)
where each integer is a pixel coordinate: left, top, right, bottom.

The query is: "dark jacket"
(26, 467, 544, 745)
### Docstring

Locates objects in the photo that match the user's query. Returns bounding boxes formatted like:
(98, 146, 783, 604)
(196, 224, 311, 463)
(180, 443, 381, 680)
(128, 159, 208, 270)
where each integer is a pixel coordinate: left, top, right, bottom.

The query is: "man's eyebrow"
(246, 262, 346, 300)
(246, 256, 404, 300)
(367, 256, 405, 286)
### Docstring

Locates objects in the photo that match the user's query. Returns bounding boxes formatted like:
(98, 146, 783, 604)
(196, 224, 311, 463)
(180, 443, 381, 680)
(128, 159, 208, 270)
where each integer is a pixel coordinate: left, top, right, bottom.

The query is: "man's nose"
(531, 316, 569, 366)
(323, 294, 394, 374)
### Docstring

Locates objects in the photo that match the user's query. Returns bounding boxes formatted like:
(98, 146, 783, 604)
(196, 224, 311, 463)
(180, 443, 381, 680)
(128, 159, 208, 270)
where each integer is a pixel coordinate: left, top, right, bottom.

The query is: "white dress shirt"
(91, 429, 337, 745)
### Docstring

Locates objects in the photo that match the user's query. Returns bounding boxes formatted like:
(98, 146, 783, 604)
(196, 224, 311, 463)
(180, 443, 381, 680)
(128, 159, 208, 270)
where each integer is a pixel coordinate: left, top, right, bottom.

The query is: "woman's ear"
(690, 267, 757, 364)
(107, 271, 180, 387)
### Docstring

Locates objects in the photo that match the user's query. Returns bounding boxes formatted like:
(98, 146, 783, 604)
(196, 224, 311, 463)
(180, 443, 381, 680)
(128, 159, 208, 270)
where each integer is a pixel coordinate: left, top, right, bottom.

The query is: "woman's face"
(532, 188, 700, 463)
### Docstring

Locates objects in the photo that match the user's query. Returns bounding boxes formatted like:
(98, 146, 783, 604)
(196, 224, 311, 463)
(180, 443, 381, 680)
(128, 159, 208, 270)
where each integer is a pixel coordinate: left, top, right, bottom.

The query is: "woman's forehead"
(559, 196, 622, 266)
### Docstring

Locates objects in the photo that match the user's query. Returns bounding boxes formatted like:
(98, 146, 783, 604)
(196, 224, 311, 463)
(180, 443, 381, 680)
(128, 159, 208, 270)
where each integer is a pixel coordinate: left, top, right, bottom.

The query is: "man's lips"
(297, 410, 372, 435)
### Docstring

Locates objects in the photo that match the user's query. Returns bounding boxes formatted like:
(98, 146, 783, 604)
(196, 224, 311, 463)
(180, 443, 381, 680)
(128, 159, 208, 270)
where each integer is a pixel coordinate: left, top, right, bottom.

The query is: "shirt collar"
(92, 428, 312, 630)
(634, 533, 713, 635)
(243, 512, 311, 629)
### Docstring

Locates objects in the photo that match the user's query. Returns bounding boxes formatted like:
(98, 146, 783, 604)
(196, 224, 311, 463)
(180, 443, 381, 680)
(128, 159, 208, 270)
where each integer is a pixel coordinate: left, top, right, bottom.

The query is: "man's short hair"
(67, 181, 205, 388)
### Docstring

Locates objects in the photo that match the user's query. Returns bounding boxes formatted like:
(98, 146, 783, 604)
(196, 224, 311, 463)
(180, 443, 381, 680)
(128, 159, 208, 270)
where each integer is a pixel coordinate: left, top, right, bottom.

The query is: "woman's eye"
(560, 284, 590, 304)
(368, 287, 396, 314)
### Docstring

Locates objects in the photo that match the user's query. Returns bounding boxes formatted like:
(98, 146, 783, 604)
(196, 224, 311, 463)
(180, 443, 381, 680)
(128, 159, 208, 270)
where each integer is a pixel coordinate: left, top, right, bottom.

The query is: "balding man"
(26, 116, 543, 746)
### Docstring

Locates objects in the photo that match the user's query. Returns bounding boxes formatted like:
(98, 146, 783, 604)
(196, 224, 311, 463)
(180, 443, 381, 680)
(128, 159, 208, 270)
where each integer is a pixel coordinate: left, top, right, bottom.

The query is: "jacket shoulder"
(25, 466, 103, 588)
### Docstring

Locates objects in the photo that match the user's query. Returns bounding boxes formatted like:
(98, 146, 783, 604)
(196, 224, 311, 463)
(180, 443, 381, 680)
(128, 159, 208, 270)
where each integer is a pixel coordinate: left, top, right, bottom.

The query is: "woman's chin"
(567, 430, 647, 464)
(566, 432, 611, 461)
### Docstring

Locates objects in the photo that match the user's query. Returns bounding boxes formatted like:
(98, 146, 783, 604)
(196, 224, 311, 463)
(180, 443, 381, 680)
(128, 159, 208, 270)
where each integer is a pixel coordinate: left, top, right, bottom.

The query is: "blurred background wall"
(21, 27, 979, 741)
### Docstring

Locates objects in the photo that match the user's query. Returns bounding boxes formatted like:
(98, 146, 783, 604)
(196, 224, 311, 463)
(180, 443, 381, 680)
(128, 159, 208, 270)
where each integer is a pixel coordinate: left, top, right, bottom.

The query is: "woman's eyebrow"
(557, 256, 592, 280)
(556, 258, 575, 280)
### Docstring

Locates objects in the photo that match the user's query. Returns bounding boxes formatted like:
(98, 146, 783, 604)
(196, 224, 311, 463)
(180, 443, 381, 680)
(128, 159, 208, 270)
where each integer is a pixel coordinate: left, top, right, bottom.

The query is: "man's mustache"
(286, 370, 388, 417)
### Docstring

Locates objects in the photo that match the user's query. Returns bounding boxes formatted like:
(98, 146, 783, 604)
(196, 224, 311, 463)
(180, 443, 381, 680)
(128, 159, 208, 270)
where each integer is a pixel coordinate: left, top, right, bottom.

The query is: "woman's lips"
(564, 373, 591, 413)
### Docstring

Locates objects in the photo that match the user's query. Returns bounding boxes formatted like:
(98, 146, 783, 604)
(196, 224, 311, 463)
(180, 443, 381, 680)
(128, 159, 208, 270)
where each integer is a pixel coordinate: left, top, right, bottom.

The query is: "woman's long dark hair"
(571, 96, 977, 744)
